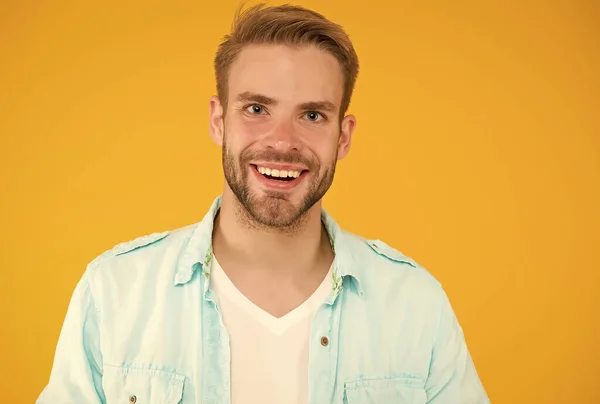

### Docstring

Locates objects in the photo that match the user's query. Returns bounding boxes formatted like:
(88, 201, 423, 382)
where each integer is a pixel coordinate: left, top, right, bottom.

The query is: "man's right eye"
(246, 104, 264, 114)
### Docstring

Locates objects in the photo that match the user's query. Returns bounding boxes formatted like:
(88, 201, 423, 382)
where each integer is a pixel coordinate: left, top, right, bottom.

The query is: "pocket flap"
(344, 377, 426, 403)
(103, 365, 185, 404)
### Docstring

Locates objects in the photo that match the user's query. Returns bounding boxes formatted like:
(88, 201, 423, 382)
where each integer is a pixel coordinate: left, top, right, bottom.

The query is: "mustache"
(240, 149, 316, 168)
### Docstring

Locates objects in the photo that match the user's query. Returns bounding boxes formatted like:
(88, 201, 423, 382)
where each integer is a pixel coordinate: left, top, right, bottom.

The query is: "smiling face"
(209, 44, 356, 229)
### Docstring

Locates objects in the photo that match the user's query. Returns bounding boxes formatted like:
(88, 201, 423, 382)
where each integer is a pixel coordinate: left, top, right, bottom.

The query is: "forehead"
(227, 44, 344, 106)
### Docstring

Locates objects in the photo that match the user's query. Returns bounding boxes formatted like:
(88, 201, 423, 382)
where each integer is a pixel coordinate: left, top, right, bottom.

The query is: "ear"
(209, 96, 225, 147)
(337, 113, 356, 160)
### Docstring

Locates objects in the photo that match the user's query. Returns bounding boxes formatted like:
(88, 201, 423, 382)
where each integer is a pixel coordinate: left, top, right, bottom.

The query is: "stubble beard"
(222, 136, 337, 232)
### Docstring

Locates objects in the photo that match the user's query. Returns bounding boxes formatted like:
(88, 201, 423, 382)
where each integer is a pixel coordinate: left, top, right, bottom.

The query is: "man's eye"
(246, 104, 264, 114)
(305, 111, 322, 121)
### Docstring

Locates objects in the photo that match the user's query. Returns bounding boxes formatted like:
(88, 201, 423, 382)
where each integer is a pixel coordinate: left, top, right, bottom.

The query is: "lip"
(251, 162, 308, 172)
(250, 164, 308, 191)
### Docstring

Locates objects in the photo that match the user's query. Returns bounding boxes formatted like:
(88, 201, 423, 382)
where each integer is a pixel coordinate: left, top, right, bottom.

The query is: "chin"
(249, 194, 306, 228)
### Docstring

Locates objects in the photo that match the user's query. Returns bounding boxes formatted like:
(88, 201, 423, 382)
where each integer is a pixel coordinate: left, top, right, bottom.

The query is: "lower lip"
(250, 165, 307, 190)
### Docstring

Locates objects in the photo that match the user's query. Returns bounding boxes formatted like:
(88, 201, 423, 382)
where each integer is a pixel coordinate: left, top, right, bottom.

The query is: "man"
(38, 3, 489, 403)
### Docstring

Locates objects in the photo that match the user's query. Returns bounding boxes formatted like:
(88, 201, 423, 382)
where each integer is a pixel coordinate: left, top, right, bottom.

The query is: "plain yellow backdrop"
(1, 0, 598, 403)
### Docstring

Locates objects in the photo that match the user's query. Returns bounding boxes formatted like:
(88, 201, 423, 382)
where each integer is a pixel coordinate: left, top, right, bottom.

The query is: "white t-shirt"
(210, 256, 332, 404)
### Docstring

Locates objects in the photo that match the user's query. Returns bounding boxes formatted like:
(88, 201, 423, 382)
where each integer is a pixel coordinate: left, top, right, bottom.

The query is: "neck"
(212, 190, 333, 277)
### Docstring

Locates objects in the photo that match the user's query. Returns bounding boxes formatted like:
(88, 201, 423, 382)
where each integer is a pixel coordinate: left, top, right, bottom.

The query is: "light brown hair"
(214, 3, 359, 120)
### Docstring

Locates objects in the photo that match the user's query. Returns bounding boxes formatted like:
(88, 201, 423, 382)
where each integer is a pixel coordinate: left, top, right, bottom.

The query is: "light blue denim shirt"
(38, 195, 489, 403)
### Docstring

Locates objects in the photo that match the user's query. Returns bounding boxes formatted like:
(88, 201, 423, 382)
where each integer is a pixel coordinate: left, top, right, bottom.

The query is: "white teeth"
(257, 166, 301, 178)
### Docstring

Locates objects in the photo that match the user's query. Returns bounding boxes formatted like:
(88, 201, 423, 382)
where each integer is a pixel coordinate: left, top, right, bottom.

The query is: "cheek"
(318, 134, 342, 159)
(224, 121, 251, 147)
(226, 120, 265, 149)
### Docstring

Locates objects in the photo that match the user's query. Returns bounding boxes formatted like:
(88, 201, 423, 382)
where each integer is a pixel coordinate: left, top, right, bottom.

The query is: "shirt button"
(321, 336, 329, 346)
(129, 396, 137, 403)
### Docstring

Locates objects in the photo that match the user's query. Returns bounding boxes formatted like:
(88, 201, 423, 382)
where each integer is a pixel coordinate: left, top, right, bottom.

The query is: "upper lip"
(251, 163, 308, 171)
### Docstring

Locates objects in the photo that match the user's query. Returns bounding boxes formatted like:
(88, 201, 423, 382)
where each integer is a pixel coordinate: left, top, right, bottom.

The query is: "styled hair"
(214, 3, 359, 120)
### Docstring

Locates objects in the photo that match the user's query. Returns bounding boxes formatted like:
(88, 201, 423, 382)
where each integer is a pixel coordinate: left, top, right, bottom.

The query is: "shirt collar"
(173, 195, 364, 298)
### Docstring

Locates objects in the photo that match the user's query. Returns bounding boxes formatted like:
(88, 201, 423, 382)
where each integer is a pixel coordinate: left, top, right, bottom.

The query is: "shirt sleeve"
(425, 287, 490, 404)
(37, 272, 106, 403)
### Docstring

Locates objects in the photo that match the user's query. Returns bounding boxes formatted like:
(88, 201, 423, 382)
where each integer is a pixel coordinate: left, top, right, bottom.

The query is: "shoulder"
(340, 229, 429, 273)
(340, 230, 443, 298)
(84, 223, 198, 280)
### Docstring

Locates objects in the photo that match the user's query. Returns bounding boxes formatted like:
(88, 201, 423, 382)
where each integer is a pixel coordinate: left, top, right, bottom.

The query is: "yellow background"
(1, 0, 598, 403)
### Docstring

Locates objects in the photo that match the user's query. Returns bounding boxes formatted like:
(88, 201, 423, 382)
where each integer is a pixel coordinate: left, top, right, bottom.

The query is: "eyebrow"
(235, 91, 337, 113)
(299, 101, 336, 113)
(236, 92, 277, 106)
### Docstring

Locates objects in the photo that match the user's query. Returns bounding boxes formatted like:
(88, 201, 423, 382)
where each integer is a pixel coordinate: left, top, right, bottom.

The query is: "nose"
(264, 118, 300, 152)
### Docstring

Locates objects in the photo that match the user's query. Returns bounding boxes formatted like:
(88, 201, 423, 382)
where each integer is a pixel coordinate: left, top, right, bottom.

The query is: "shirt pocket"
(102, 365, 185, 404)
(343, 377, 426, 404)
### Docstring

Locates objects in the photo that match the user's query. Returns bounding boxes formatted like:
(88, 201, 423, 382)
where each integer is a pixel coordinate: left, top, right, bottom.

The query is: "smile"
(256, 165, 301, 181)
(250, 164, 308, 189)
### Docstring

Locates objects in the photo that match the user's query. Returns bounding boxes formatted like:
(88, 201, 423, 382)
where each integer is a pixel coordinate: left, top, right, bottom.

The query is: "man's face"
(210, 44, 355, 229)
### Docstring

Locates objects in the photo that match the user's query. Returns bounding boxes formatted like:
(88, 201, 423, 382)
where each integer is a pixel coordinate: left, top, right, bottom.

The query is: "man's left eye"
(305, 111, 322, 121)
